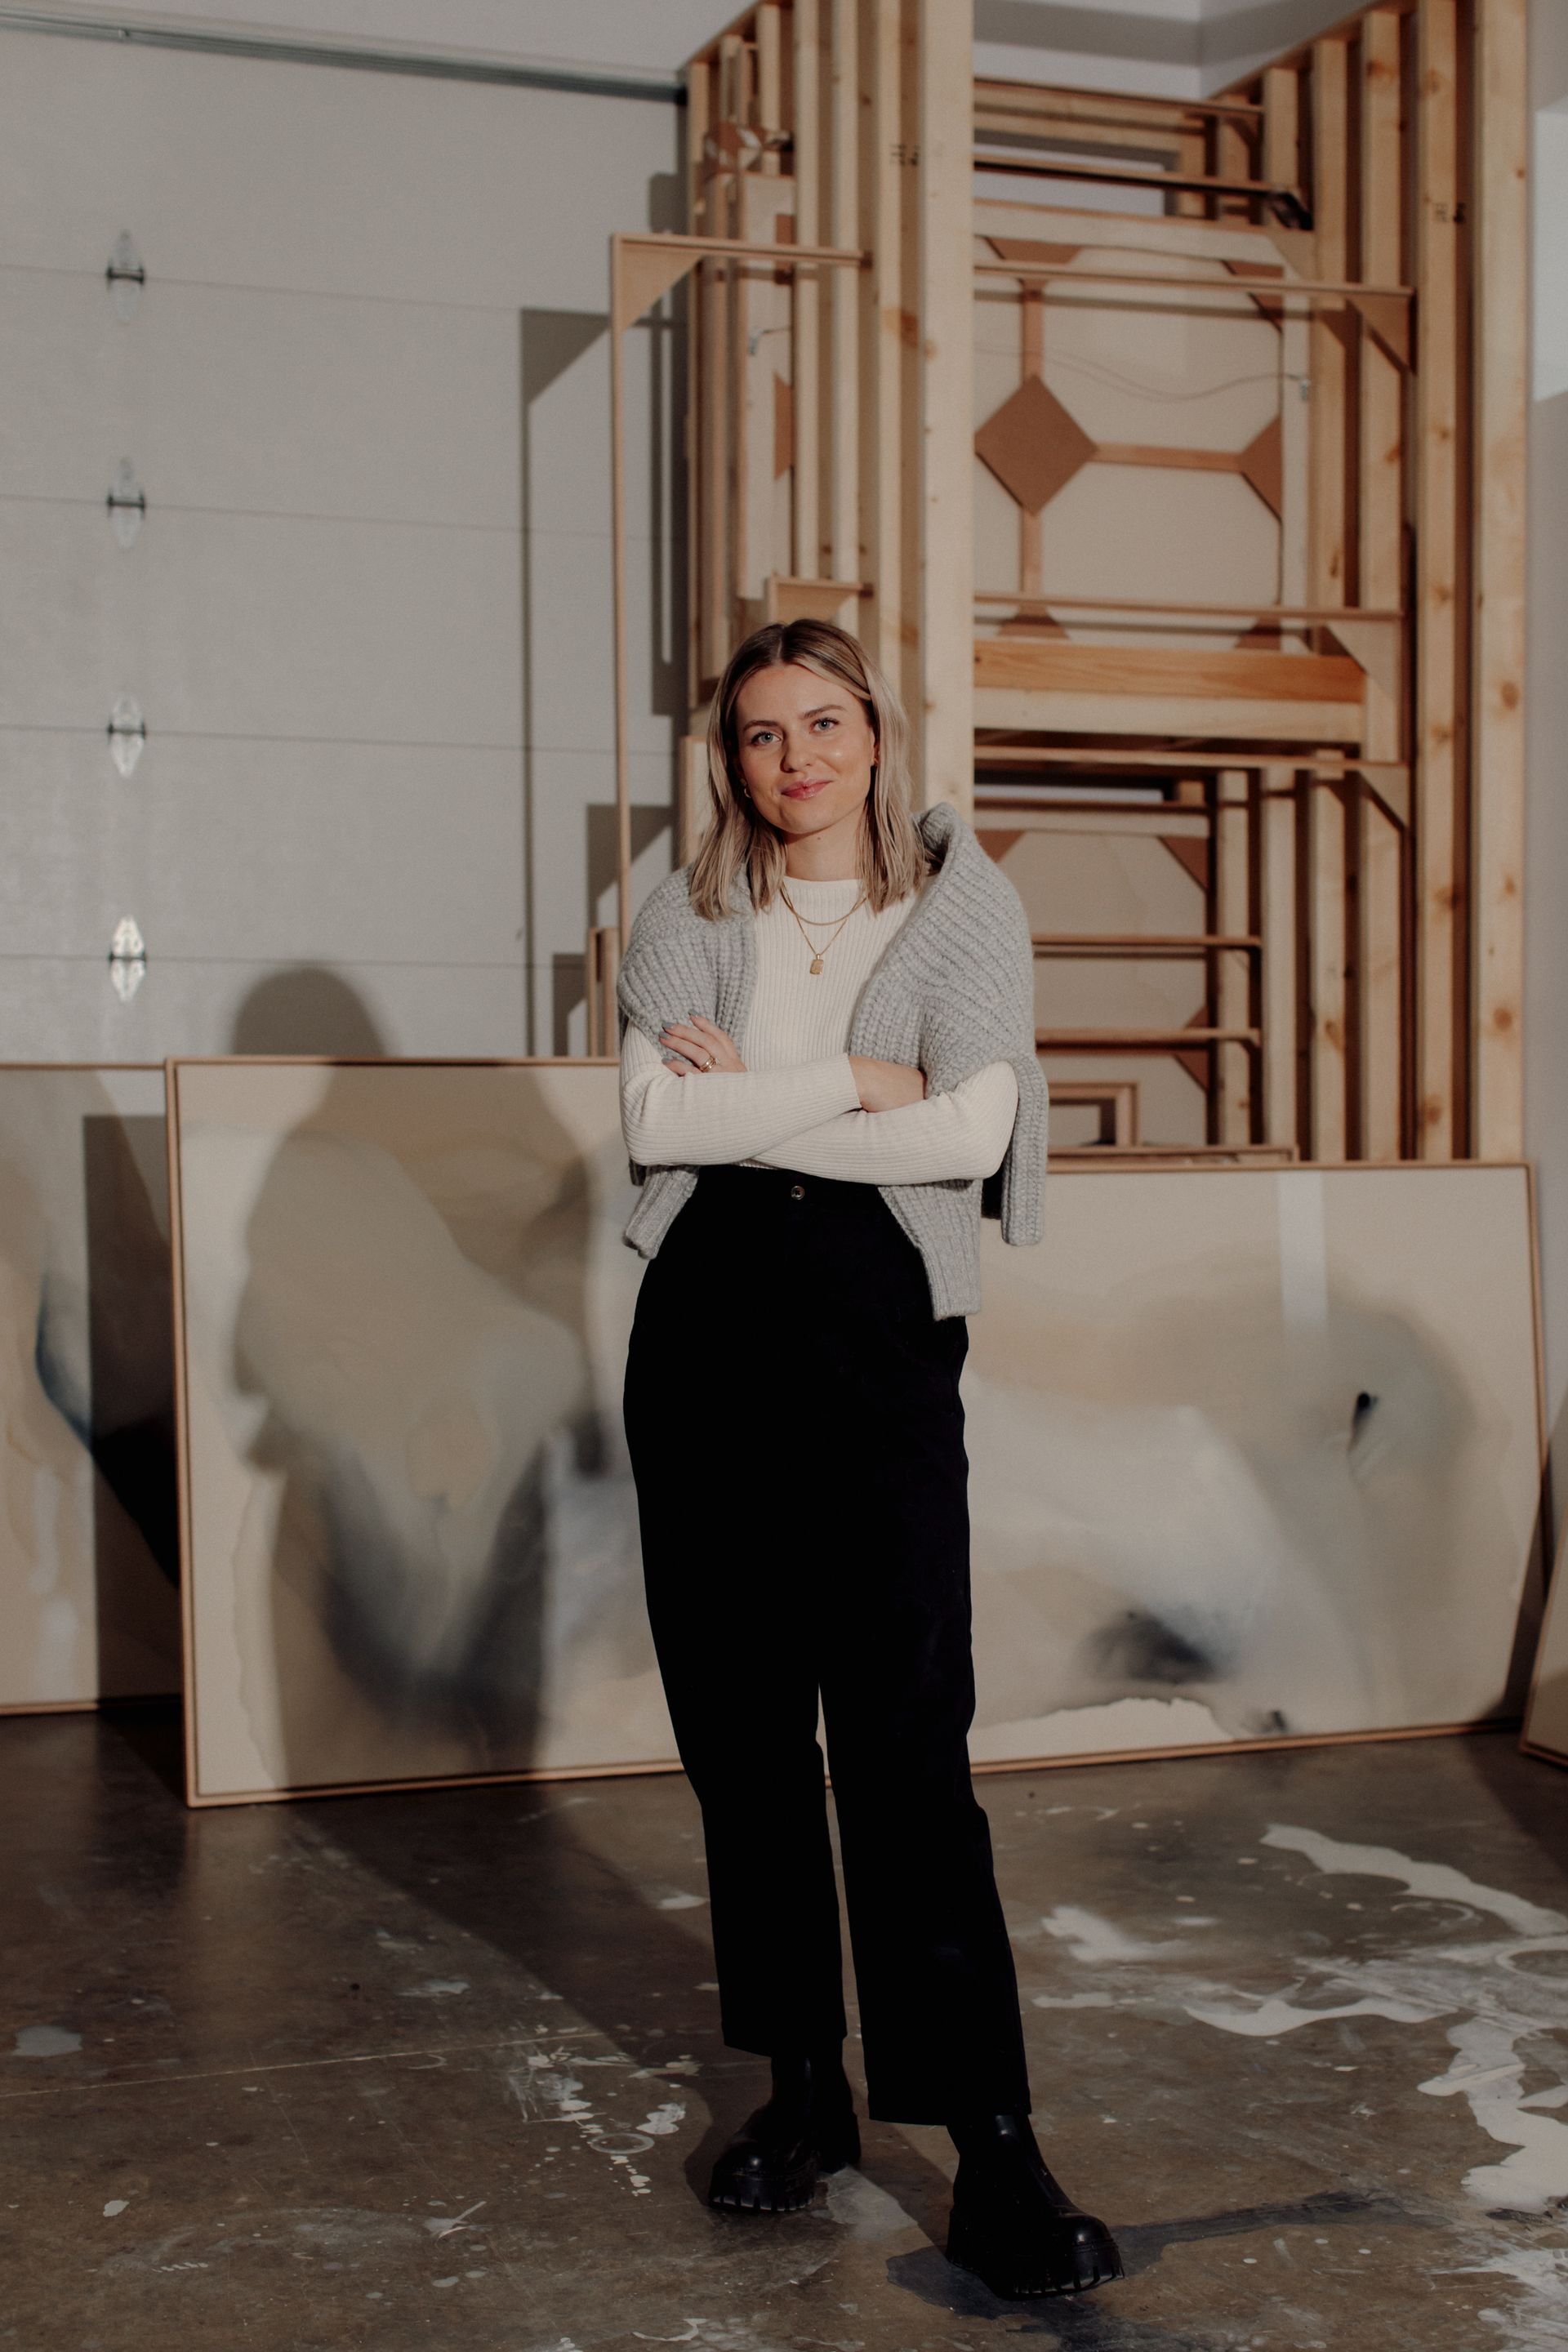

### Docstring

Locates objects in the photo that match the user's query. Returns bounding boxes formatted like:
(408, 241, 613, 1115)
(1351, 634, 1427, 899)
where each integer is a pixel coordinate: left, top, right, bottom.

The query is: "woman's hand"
(849, 1056, 927, 1113)
(659, 1013, 746, 1076)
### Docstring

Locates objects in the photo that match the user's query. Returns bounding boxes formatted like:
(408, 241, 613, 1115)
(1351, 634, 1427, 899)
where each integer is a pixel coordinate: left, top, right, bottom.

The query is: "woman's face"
(731, 661, 877, 849)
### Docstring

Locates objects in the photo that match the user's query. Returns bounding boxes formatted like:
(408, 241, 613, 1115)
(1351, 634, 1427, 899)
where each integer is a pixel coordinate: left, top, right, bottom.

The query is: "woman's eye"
(813, 716, 837, 732)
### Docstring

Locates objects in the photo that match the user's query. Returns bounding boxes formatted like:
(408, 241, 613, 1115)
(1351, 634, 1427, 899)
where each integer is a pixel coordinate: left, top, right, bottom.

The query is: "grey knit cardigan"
(614, 800, 1048, 1318)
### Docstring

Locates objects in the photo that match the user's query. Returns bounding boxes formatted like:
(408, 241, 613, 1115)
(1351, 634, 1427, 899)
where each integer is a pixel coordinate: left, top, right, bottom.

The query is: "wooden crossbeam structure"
(641, 0, 1526, 1165)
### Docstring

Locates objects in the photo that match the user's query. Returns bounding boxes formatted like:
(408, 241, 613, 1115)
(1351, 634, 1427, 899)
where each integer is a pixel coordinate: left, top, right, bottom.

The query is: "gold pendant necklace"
(779, 883, 867, 974)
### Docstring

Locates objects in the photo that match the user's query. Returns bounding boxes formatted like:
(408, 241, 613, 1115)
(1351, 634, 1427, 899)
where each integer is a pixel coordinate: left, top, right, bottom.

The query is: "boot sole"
(708, 2121, 861, 2216)
(946, 2211, 1124, 2299)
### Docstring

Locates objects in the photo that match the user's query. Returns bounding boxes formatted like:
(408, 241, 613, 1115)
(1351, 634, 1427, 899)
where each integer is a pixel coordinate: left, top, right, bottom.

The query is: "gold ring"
(700, 1054, 715, 1071)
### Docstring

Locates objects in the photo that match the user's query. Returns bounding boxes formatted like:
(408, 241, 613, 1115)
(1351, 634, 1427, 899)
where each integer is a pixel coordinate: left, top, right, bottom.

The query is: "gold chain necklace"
(778, 882, 867, 975)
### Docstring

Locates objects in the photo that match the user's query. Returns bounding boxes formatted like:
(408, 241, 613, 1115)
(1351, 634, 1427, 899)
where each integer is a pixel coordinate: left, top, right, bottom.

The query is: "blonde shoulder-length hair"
(687, 620, 934, 922)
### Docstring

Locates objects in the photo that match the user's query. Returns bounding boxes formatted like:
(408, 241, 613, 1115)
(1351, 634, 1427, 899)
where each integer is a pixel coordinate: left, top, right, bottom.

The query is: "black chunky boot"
(945, 2111, 1123, 2298)
(707, 2051, 861, 2214)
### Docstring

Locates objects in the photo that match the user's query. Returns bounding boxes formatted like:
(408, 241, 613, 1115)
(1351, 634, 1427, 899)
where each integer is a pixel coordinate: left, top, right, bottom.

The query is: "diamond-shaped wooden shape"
(975, 376, 1096, 516)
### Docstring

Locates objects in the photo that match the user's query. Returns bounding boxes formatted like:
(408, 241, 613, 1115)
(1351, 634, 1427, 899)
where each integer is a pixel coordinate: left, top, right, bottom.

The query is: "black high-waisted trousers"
(621, 1162, 1031, 2126)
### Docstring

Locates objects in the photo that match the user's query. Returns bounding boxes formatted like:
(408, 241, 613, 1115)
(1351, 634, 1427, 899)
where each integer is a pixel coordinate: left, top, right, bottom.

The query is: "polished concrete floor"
(4, 1714, 1568, 2352)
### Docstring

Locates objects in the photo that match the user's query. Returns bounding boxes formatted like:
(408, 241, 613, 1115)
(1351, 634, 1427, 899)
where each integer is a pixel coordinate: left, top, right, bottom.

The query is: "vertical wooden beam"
(1414, 0, 1463, 1156)
(755, 1, 783, 172)
(1215, 767, 1253, 1141)
(724, 35, 751, 653)
(1471, 0, 1529, 1158)
(1174, 125, 1207, 219)
(1309, 781, 1350, 1157)
(1214, 115, 1254, 223)
(1019, 287, 1043, 595)
(1304, 39, 1352, 1163)
(1263, 63, 1300, 197)
(1358, 7, 1406, 1160)
(792, 0, 822, 581)
(1262, 764, 1300, 1152)
(826, 0, 859, 584)
(916, 0, 973, 814)
(1359, 786, 1405, 1156)
(610, 243, 633, 950)
(686, 57, 711, 715)
(1309, 37, 1352, 612)
(858, 0, 904, 684)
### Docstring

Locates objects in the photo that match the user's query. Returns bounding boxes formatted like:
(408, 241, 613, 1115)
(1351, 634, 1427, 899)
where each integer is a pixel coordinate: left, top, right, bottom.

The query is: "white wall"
(4, 0, 719, 78)
(0, 17, 683, 1058)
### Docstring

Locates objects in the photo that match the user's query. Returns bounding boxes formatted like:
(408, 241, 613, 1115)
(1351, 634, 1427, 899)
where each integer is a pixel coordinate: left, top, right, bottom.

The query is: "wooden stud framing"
(659, 0, 1525, 1169)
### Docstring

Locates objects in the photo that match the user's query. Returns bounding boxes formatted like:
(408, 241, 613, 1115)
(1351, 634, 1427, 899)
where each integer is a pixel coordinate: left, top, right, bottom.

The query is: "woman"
(616, 620, 1121, 2301)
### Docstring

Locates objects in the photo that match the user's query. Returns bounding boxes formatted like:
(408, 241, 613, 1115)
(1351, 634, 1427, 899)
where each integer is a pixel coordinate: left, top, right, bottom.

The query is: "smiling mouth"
(781, 779, 831, 798)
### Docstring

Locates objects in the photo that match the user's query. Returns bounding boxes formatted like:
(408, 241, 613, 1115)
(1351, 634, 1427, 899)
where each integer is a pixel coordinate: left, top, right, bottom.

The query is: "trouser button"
(789, 1183, 806, 1200)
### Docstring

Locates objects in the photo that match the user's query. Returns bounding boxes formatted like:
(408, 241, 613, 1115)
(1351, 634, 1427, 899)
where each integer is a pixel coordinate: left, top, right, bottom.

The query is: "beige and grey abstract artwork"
(0, 1065, 180, 1709)
(173, 1062, 669, 1802)
(173, 1081, 1545, 1802)
(964, 1165, 1544, 1765)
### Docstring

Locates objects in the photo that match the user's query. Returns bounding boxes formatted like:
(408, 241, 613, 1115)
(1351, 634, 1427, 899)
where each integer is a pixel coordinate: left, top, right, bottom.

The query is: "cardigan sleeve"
(620, 1019, 862, 1165)
(749, 1060, 1018, 1184)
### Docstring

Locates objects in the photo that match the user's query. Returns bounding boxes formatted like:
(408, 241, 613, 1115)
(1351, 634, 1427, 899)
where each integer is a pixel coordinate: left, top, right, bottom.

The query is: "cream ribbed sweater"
(619, 872, 1018, 1183)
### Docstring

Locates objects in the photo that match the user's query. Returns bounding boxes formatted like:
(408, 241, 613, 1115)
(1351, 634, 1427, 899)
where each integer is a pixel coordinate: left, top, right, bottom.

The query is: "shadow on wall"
(217, 1057, 635, 1789)
(229, 969, 390, 1058)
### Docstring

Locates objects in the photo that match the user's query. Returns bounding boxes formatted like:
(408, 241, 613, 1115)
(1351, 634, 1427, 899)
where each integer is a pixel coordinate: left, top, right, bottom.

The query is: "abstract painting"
(0, 1065, 180, 1709)
(172, 1069, 1545, 1802)
(171, 1062, 666, 1802)
(966, 1165, 1544, 1765)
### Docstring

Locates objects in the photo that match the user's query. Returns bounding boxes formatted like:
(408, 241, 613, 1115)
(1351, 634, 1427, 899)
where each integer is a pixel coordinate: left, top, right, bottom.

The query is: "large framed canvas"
(169, 1060, 669, 1803)
(967, 1165, 1545, 1766)
(1522, 1521, 1568, 1770)
(171, 1069, 1546, 1804)
(0, 1064, 180, 1711)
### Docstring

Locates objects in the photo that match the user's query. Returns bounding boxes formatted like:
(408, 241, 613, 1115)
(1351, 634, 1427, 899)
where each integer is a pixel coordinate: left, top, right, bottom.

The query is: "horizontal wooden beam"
(974, 262, 1412, 301)
(975, 746, 1409, 775)
(975, 639, 1364, 702)
(977, 593, 1404, 621)
(973, 78, 1263, 125)
(973, 151, 1307, 220)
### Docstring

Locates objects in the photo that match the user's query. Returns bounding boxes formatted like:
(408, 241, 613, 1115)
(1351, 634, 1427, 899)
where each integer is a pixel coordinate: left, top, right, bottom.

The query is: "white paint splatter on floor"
(1187, 1992, 1437, 2038)
(823, 2167, 921, 2243)
(1038, 1905, 1188, 1963)
(1262, 1826, 1568, 1940)
(1036, 1828, 1568, 2235)
(12, 2025, 81, 2056)
(1441, 2246, 1568, 2350)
